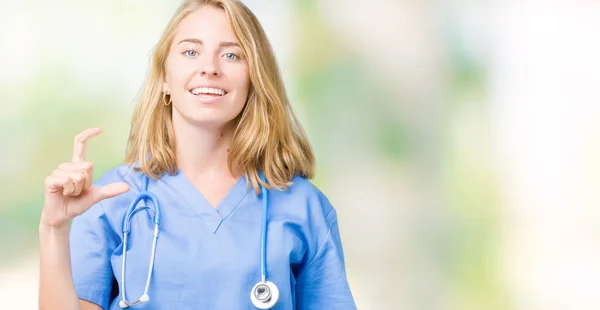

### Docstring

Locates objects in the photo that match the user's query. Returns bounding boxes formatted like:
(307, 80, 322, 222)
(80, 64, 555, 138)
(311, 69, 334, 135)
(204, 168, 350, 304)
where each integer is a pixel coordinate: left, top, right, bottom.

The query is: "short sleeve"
(69, 201, 119, 309)
(295, 209, 357, 310)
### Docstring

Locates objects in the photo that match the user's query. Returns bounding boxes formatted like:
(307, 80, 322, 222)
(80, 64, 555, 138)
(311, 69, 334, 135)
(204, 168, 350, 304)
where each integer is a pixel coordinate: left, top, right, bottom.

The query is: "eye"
(183, 49, 198, 57)
(222, 53, 239, 60)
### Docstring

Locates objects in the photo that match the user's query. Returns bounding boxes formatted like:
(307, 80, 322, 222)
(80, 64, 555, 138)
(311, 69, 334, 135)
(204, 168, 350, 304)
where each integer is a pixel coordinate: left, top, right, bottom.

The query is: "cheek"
(235, 67, 250, 96)
(164, 57, 189, 85)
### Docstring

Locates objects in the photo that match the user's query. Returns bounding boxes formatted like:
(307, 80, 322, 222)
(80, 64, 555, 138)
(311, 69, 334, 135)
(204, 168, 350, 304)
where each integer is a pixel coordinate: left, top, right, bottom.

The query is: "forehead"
(174, 5, 237, 42)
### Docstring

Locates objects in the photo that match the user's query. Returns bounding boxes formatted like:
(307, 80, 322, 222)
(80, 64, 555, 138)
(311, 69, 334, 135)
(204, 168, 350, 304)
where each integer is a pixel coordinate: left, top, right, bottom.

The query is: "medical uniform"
(69, 164, 356, 309)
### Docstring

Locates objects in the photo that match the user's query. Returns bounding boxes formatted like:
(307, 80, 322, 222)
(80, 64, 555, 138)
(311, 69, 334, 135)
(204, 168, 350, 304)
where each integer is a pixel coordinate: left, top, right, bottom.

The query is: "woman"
(38, 0, 356, 309)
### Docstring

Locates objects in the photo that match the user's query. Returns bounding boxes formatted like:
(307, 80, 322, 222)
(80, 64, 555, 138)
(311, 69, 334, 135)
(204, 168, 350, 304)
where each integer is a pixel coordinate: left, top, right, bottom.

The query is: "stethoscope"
(118, 173, 279, 309)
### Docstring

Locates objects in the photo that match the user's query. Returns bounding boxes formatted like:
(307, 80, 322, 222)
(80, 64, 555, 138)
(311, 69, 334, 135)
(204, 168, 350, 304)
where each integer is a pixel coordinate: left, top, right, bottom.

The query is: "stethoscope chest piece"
(250, 281, 279, 309)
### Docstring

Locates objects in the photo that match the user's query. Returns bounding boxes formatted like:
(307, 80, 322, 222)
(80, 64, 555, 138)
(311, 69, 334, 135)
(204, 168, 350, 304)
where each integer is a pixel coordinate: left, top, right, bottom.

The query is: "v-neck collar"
(165, 170, 250, 234)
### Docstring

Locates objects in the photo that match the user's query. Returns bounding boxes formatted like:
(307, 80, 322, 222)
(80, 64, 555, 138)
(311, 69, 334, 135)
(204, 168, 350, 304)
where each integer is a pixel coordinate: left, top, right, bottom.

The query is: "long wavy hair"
(124, 0, 315, 194)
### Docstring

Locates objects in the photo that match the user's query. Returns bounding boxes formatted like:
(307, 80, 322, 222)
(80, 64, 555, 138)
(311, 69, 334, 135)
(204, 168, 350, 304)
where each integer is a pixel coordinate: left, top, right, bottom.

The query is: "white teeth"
(190, 87, 225, 96)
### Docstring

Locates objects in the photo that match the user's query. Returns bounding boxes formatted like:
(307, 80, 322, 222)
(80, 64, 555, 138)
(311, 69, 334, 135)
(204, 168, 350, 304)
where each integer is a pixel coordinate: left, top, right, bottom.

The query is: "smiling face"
(162, 5, 250, 127)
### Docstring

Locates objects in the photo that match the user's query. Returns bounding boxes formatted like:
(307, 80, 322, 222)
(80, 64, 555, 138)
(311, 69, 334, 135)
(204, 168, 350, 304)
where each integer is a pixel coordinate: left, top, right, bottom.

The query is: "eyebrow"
(177, 38, 240, 48)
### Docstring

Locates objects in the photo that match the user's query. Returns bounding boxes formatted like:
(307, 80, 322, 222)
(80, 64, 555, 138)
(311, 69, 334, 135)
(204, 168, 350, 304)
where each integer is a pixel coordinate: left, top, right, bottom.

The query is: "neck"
(172, 115, 238, 180)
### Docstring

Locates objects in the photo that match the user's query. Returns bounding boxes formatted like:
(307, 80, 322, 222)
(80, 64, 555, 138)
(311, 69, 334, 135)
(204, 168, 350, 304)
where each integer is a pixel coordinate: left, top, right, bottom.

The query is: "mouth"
(189, 87, 228, 97)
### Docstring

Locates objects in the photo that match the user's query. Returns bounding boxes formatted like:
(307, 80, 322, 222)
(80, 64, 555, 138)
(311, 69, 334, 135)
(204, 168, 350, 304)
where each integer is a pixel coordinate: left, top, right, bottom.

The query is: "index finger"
(72, 127, 102, 162)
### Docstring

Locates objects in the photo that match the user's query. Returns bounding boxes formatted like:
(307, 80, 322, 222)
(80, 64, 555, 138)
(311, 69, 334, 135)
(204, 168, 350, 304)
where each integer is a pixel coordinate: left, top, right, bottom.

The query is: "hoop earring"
(162, 92, 172, 106)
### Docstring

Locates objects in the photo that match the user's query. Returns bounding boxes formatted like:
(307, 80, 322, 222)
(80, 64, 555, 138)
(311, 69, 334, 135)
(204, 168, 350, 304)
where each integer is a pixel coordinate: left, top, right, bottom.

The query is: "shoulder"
(93, 163, 145, 190)
(271, 175, 337, 225)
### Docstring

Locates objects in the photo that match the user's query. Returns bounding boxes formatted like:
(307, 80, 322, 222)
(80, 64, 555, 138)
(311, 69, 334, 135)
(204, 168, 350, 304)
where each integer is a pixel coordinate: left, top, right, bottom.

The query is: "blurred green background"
(2, 0, 600, 309)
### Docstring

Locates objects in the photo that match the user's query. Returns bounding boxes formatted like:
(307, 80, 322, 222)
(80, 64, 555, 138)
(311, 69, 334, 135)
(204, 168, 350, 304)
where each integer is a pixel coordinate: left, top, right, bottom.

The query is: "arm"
(39, 128, 129, 310)
(38, 224, 102, 310)
(38, 224, 82, 310)
(295, 210, 357, 310)
(79, 301, 103, 310)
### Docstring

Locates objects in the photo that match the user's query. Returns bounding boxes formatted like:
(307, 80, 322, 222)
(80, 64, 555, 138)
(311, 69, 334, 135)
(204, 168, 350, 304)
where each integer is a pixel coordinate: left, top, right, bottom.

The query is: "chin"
(172, 100, 243, 127)
(181, 111, 239, 128)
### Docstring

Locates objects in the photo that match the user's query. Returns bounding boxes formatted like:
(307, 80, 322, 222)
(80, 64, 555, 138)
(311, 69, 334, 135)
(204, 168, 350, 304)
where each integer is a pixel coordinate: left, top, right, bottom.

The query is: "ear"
(162, 80, 170, 95)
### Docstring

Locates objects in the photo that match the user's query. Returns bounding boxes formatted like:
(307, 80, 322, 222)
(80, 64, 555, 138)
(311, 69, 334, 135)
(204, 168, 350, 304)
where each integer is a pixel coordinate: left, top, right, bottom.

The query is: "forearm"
(38, 223, 81, 310)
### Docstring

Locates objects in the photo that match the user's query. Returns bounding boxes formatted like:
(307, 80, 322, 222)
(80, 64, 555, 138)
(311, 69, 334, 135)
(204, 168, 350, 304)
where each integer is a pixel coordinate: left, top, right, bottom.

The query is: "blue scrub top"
(69, 165, 356, 309)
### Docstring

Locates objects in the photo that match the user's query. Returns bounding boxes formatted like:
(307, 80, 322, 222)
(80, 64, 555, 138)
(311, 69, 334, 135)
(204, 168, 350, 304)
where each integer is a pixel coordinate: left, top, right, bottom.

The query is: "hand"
(40, 127, 130, 229)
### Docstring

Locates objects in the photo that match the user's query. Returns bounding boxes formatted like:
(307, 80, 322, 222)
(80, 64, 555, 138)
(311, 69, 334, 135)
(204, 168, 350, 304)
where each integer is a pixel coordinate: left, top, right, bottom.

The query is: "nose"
(199, 54, 221, 77)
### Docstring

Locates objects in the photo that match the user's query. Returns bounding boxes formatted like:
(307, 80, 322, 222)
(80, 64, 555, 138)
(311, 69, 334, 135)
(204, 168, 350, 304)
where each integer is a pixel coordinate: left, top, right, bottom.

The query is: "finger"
(67, 171, 86, 196)
(58, 161, 93, 172)
(89, 182, 130, 205)
(45, 174, 66, 194)
(58, 161, 93, 189)
(46, 169, 70, 193)
(83, 169, 93, 190)
(61, 176, 75, 196)
(72, 127, 102, 162)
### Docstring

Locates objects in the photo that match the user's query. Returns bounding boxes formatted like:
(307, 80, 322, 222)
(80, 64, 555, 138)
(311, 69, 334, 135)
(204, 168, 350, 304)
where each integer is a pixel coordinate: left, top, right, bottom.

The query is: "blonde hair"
(124, 0, 315, 193)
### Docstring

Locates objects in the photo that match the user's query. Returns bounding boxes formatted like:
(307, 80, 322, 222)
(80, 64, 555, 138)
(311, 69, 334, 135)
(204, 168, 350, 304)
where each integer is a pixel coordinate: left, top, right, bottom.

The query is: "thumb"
(90, 182, 130, 204)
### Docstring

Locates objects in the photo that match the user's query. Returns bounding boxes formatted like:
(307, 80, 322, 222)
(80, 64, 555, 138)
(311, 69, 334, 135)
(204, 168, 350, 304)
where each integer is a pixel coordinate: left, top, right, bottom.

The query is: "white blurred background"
(1, 0, 600, 309)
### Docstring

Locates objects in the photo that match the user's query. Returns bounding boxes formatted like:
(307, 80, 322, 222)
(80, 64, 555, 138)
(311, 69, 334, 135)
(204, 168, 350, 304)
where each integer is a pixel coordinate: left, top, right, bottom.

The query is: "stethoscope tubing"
(119, 172, 278, 309)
